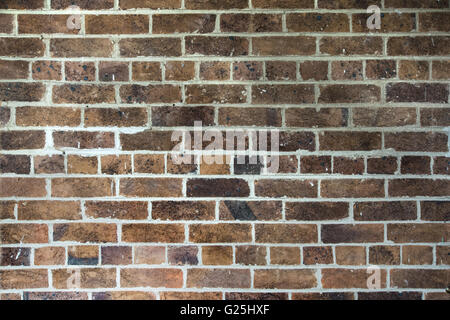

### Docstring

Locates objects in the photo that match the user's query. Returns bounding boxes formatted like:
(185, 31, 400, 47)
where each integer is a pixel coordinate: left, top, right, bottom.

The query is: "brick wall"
(0, 0, 449, 300)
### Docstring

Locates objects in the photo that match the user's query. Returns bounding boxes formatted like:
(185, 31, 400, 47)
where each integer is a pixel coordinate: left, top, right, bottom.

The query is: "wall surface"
(0, 0, 449, 300)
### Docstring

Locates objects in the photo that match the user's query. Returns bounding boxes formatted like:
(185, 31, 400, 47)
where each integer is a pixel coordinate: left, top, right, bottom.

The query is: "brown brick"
(0, 83, 45, 102)
(167, 158, 198, 175)
(19, 15, 79, 34)
(0, 201, 15, 220)
(320, 37, 382, 55)
(0, 38, 44, 57)
(0, 270, 48, 290)
(85, 108, 146, 128)
(120, 178, 182, 197)
(333, 157, 364, 175)
(286, 202, 349, 221)
(253, 85, 315, 104)
(367, 157, 398, 174)
(255, 224, 317, 243)
(16, 107, 80, 127)
(319, 85, 381, 103)
(387, 83, 448, 103)
(390, 179, 450, 197)
(86, 15, 148, 34)
(0, 60, 29, 79)
(134, 154, 164, 174)
(369, 246, 400, 265)
(331, 61, 363, 80)
(385, 0, 448, 8)
(300, 61, 328, 80)
(266, 61, 296, 81)
(432, 61, 450, 80)
(202, 246, 233, 265)
(187, 178, 249, 197)
(34, 247, 65, 265)
(322, 179, 384, 198)
(161, 292, 221, 300)
(352, 13, 415, 32)
(322, 224, 384, 243)
(200, 61, 230, 80)
(335, 246, 366, 265)
(120, 84, 181, 103)
(0, 108, 10, 125)
(401, 156, 431, 175)
(0, 178, 46, 197)
(132, 62, 161, 81)
(354, 202, 416, 221)
(0, 15, 13, 33)
(120, 38, 181, 57)
(253, 0, 313, 8)
(255, 179, 317, 198)
(0, 155, 30, 174)
(123, 224, 184, 243)
(152, 201, 215, 221)
(303, 246, 333, 265)
(233, 61, 263, 81)
(68, 245, 99, 265)
(52, 178, 114, 198)
(322, 268, 386, 289)
(85, 201, 148, 220)
(154, 14, 215, 34)
(399, 61, 429, 80)
(53, 268, 116, 289)
(65, 62, 96, 81)
(270, 247, 300, 265)
(54, 131, 114, 150)
(120, 0, 181, 9)
(121, 268, 183, 288)
(219, 107, 281, 127)
(292, 292, 354, 300)
(98, 62, 129, 82)
(320, 132, 381, 151)
(51, 39, 113, 57)
(253, 37, 315, 56)
(300, 156, 331, 174)
(388, 37, 450, 56)
(425, 292, 450, 300)
(359, 292, 422, 300)
(134, 246, 165, 264)
(319, 0, 381, 8)
(0, 224, 48, 244)
(403, 246, 433, 265)
(421, 201, 449, 221)
(187, 269, 250, 288)
(18, 201, 81, 220)
(53, 84, 115, 104)
(187, 84, 246, 104)
(52, 0, 114, 9)
(25, 292, 88, 300)
(286, 108, 347, 128)
(236, 246, 266, 266)
(121, 130, 178, 151)
(152, 106, 214, 127)
(189, 223, 251, 243)
(186, 36, 248, 56)
(168, 246, 198, 265)
(391, 269, 449, 288)
(287, 13, 349, 32)
(67, 155, 98, 174)
(353, 107, 416, 127)
(164, 61, 195, 81)
(254, 269, 316, 289)
(102, 246, 132, 265)
(437, 246, 449, 265)
(101, 155, 132, 175)
(185, 0, 248, 9)
(0, 293, 21, 300)
(421, 108, 450, 127)
(54, 223, 116, 243)
(366, 60, 397, 79)
(278, 156, 298, 174)
(221, 14, 282, 33)
(387, 223, 448, 243)
(1, 247, 31, 266)
(219, 201, 282, 221)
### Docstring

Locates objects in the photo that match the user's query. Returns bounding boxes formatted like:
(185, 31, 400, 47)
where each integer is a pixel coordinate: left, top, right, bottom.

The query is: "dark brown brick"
(219, 107, 281, 127)
(1, 247, 30, 266)
(286, 202, 349, 221)
(200, 62, 230, 80)
(266, 61, 297, 81)
(387, 223, 448, 243)
(52, 0, 114, 9)
(154, 14, 215, 34)
(421, 201, 449, 221)
(322, 224, 384, 243)
(102, 246, 132, 265)
(119, 38, 181, 57)
(99, 62, 129, 82)
(86, 15, 149, 34)
(253, 37, 315, 56)
(252, 85, 315, 104)
(354, 202, 416, 221)
(319, 0, 381, 8)
(300, 156, 331, 174)
(186, 36, 248, 56)
(101, 155, 132, 175)
(319, 85, 381, 103)
(366, 60, 397, 79)
(320, 132, 381, 151)
(401, 156, 431, 175)
(352, 13, 415, 32)
(253, 0, 314, 8)
(255, 179, 317, 198)
(19, 15, 79, 34)
(0, 83, 45, 102)
(120, 85, 181, 104)
(121, 130, 178, 151)
(53, 131, 114, 149)
(321, 179, 384, 198)
(236, 246, 266, 266)
(0, 38, 44, 57)
(421, 108, 450, 127)
(53, 85, 115, 104)
(322, 268, 387, 289)
(385, 132, 448, 152)
(369, 246, 400, 265)
(221, 14, 282, 32)
(303, 246, 333, 265)
(168, 246, 198, 265)
(320, 37, 383, 55)
(185, 0, 248, 9)
(0, 224, 48, 244)
(152, 106, 214, 127)
(385, 0, 449, 8)
(391, 269, 449, 288)
(0, 155, 30, 174)
(65, 62, 96, 81)
(152, 201, 215, 221)
(367, 157, 398, 174)
(255, 224, 318, 243)
(300, 61, 328, 80)
(17, 107, 81, 127)
(353, 108, 416, 127)
(132, 62, 161, 81)
(333, 157, 364, 175)
(51, 39, 113, 57)
(187, 179, 249, 197)
(332, 61, 363, 80)
(286, 108, 347, 128)
(219, 201, 282, 221)
(120, 178, 182, 197)
(0, 15, 13, 33)
(386, 83, 448, 103)
(0, 60, 29, 80)
(120, 0, 181, 9)
(388, 37, 450, 56)
(287, 13, 349, 32)
(0, 131, 45, 150)
(53, 223, 116, 243)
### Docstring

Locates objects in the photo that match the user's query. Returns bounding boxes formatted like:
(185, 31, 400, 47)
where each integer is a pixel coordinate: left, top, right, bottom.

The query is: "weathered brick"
(255, 224, 317, 243)
(288, 13, 349, 32)
(436, 246, 449, 265)
(292, 292, 354, 300)
(391, 269, 449, 288)
(332, 61, 363, 80)
(254, 269, 316, 289)
(34, 247, 65, 266)
(0, 14, 13, 33)
(0, 38, 44, 57)
(352, 13, 415, 32)
(287, 108, 347, 128)
(252, 85, 315, 104)
(266, 61, 297, 81)
(270, 247, 300, 265)
(67, 155, 98, 174)
(121, 130, 178, 151)
(123, 224, 184, 243)
(319, 0, 381, 8)
(152, 201, 215, 221)
(253, 37, 315, 56)
(161, 292, 221, 300)
(120, 178, 182, 197)
(401, 156, 431, 175)
(255, 179, 317, 198)
(300, 61, 328, 80)
(0, 178, 46, 197)
(134, 246, 165, 264)
(0, 270, 48, 290)
(322, 268, 386, 289)
(335, 246, 366, 265)
(120, 0, 181, 9)
(320, 37, 383, 55)
(0, 155, 30, 174)
(132, 62, 161, 81)
(102, 246, 132, 265)
(18, 201, 81, 220)
(200, 61, 230, 80)
(0, 107, 10, 125)
(86, 15, 149, 34)
(0, 201, 15, 220)
(387, 223, 448, 243)
(388, 37, 450, 56)
(219, 107, 281, 127)
(101, 155, 132, 175)
(286, 202, 349, 221)
(53, 268, 116, 289)
(432, 61, 450, 80)
(54, 223, 116, 243)
(190, 223, 251, 243)
(353, 108, 416, 127)
(187, 178, 249, 197)
(121, 268, 183, 288)
(98, 62, 129, 82)
(421, 201, 449, 221)
(387, 83, 448, 103)
(366, 60, 397, 79)
(120, 84, 181, 104)
(65, 62, 96, 81)
(300, 156, 331, 174)
(165, 61, 195, 81)
(402, 246, 433, 265)
(421, 108, 450, 127)
(354, 202, 416, 221)
(321, 179, 384, 198)
(399, 61, 429, 80)
(86, 201, 147, 220)
(321, 224, 384, 243)
(219, 201, 282, 221)
(19, 15, 79, 34)
(168, 246, 198, 265)
(385, 0, 449, 8)
(0, 224, 48, 244)
(53, 84, 115, 104)
(253, 0, 314, 8)
(320, 132, 381, 151)
(1, 247, 31, 266)
(93, 290, 155, 300)
(333, 157, 364, 175)
(120, 38, 181, 57)
(134, 154, 165, 174)
(68, 245, 99, 265)
(0, 60, 29, 79)
(53, 131, 114, 149)
(202, 246, 233, 265)
(51, 39, 113, 57)
(187, 269, 250, 288)
(25, 292, 89, 300)
(34, 154, 65, 175)
(303, 246, 333, 265)
(319, 85, 381, 103)
(52, 178, 115, 198)
(154, 14, 215, 34)
(367, 157, 398, 174)
(152, 106, 214, 127)
(0, 83, 45, 102)
(52, 0, 114, 9)
(16, 107, 80, 127)
(222, 14, 281, 33)
(369, 246, 400, 265)
(236, 245, 266, 265)
(386, 132, 448, 152)
(185, 0, 248, 9)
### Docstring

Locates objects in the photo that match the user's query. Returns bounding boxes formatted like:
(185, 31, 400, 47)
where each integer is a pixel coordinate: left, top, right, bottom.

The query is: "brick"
(34, 247, 65, 265)
(425, 293, 450, 300)
(134, 246, 165, 264)
(369, 246, 400, 265)
(154, 14, 215, 34)
(0, 293, 21, 300)
(358, 292, 422, 300)
(92, 291, 155, 300)
(68, 246, 99, 265)
(421, 201, 449, 221)
(255, 179, 317, 198)
(335, 246, 366, 265)
(387, 223, 448, 243)
(52, 0, 114, 9)
(266, 61, 296, 81)
(86, 15, 148, 34)
(286, 202, 349, 221)
(25, 292, 89, 300)
(132, 62, 161, 81)
(300, 156, 331, 174)
(402, 246, 433, 265)
(401, 156, 431, 175)
(253, 0, 314, 8)
(187, 269, 250, 288)
(54, 223, 117, 243)
(187, 36, 248, 56)
(322, 179, 384, 198)
(52, 178, 114, 197)
(0, 60, 29, 79)
(385, 0, 449, 8)
(67, 155, 98, 174)
(186, 85, 246, 104)
(221, 14, 282, 33)
(252, 85, 315, 104)
(0, 108, 10, 125)
(152, 106, 214, 127)
(99, 62, 129, 82)
(236, 245, 266, 265)
(167, 158, 197, 175)
(387, 83, 449, 103)
(0, 38, 44, 57)
(354, 202, 416, 221)
(53, 131, 114, 149)
(33, 156, 64, 173)
(152, 201, 215, 221)
(320, 37, 382, 55)
(219, 201, 282, 221)
(102, 246, 132, 265)
(219, 107, 281, 127)
(333, 157, 364, 175)
(353, 108, 416, 127)
(134, 154, 165, 174)
(322, 268, 387, 289)
(388, 37, 450, 56)
(120, 0, 181, 9)
(0, 155, 30, 174)
(322, 224, 384, 243)
(185, 0, 248, 9)
(189, 223, 251, 243)
(292, 292, 354, 300)
(319, 85, 381, 103)
(0, 201, 15, 220)
(254, 269, 316, 289)
(352, 13, 415, 32)
(161, 292, 221, 300)
(390, 179, 450, 197)
(300, 61, 328, 80)
(123, 224, 185, 243)
(319, 0, 381, 8)
(0, 224, 48, 244)
(121, 130, 179, 151)
(165, 61, 195, 81)
(366, 60, 397, 79)
(420, 108, 450, 127)
(0, 15, 13, 33)
(227, 292, 288, 300)
(120, 84, 181, 104)
(1, 247, 31, 266)
(332, 61, 363, 80)
(202, 246, 233, 265)
(19, 15, 79, 34)
(303, 246, 333, 265)
(270, 247, 300, 265)
(53, 84, 115, 104)
(437, 246, 449, 265)
(121, 268, 182, 288)
(278, 156, 298, 174)
(432, 61, 450, 80)
(120, 38, 181, 57)
(0, 178, 46, 197)
(51, 39, 113, 57)
(18, 201, 81, 220)
(253, 37, 315, 56)
(287, 13, 349, 32)
(0, 270, 48, 289)
(187, 178, 249, 197)
(200, 61, 230, 80)
(233, 61, 263, 81)
(65, 62, 96, 81)
(391, 269, 449, 289)
(86, 201, 148, 220)
(85, 108, 147, 127)
(168, 246, 198, 265)
(320, 132, 381, 151)
(16, 107, 81, 127)
(53, 268, 116, 289)
(367, 157, 398, 174)
(399, 61, 429, 80)
(0, 83, 45, 102)
(120, 178, 182, 197)
(287, 108, 347, 128)
(101, 155, 132, 175)
(255, 224, 317, 243)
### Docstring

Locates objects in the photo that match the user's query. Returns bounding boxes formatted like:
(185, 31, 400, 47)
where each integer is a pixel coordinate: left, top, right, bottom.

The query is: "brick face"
(0, 2, 448, 301)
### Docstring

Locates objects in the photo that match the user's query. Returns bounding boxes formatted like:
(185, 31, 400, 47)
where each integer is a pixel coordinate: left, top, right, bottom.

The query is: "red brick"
(333, 157, 364, 175)
(68, 245, 98, 266)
